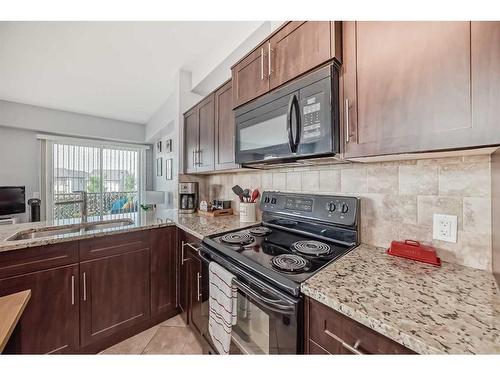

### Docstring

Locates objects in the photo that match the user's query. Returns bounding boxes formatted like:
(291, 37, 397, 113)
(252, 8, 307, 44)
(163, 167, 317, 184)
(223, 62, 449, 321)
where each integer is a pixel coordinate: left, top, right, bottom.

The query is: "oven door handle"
(198, 248, 296, 313)
(232, 279, 295, 312)
(287, 93, 300, 154)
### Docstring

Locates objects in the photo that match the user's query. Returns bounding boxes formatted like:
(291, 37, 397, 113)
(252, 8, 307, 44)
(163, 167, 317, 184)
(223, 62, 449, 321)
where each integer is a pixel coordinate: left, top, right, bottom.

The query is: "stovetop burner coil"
(291, 240, 332, 256)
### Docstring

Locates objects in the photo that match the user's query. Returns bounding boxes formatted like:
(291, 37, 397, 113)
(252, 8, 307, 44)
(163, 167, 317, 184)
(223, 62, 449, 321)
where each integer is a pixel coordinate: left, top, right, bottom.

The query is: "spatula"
(232, 185, 244, 202)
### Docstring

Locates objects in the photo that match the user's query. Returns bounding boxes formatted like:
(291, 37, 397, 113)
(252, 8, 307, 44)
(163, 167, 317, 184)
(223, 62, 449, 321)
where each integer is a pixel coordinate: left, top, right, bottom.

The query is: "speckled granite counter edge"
(301, 282, 444, 354)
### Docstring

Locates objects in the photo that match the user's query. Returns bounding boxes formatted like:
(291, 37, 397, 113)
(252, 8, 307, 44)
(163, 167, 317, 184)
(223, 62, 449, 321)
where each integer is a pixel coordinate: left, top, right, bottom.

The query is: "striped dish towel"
(208, 261, 237, 355)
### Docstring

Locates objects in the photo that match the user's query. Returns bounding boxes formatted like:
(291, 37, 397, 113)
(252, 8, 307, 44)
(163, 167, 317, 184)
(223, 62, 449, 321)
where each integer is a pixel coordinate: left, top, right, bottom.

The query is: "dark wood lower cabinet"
(304, 297, 415, 354)
(80, 248, 151, 347)
(1, 226, 179, 354)
(0, 264, 79, 354)
(151, 227, 177, 317)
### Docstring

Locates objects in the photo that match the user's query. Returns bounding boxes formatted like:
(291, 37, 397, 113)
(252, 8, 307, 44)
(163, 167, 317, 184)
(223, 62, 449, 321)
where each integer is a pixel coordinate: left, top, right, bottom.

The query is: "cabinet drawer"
(79, 230, 149, 260)
(308, 298, 414, 354)
(0, 242, 79, 279)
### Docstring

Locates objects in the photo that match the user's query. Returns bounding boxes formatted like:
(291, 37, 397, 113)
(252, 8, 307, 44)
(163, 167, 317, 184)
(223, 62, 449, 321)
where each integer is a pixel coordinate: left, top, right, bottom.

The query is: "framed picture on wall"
(165, 139, 172, 153)
(166, 158, 173, 180)
(156, 140, 162, 153)
(156, 157, 163, 176)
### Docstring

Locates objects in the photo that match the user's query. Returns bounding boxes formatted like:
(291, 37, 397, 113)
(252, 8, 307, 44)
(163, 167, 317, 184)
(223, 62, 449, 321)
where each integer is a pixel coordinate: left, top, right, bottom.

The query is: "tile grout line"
(140, 325, 161, 354)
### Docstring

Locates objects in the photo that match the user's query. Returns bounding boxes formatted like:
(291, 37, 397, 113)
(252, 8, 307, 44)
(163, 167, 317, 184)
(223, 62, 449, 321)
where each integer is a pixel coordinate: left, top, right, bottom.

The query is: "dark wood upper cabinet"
(197, 94, 215, 172)
(232, 21, 341, 108)
(343, 21, 500, 158)
(183, 94, 215, 173)
(80, 248, 150, 347)
(150, 227, 177, 317)
(215, 80, 238, 170)
(471, 22, 500, 139)
(184, 107, 199, 174)
(0, 264, 80, 354)
(269, 21, 335, 90)
(232, 41, 270, 109)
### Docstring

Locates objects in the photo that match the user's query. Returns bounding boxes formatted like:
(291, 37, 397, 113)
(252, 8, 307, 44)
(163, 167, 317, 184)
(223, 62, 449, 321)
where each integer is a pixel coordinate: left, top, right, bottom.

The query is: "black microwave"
(235, 64, 340, 165)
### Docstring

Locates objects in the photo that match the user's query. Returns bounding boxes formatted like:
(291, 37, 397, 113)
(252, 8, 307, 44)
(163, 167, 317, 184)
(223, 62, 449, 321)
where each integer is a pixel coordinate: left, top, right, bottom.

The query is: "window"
(41, 136, 147, 221)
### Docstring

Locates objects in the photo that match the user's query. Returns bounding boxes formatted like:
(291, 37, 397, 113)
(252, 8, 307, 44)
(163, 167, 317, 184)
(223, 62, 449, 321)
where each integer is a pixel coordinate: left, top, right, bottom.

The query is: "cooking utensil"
(242, 189, 251, 202)
(250, 189, 260, 203)
(232, 185, 244, 202)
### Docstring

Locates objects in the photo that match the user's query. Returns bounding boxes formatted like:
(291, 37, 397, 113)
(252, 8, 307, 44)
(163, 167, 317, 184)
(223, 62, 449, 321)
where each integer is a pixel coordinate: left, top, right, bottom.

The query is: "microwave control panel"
(302, 96, 322, 143)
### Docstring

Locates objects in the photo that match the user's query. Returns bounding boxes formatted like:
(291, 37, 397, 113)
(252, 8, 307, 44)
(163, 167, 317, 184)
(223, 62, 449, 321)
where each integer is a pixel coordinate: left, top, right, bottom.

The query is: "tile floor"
(99, 314, 204, 354)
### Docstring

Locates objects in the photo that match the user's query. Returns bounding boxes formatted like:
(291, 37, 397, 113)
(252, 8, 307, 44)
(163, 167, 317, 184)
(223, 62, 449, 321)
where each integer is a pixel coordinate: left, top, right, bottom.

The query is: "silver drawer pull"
(342, 339, 364, 355)
(197, 272, 202, 301)
(82, 272, 87, 301)
(71, 275, 75, 306)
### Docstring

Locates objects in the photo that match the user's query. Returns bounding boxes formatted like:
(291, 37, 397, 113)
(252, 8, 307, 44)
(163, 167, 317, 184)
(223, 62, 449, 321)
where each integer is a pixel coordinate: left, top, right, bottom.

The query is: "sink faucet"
(55, 191, 88, 222)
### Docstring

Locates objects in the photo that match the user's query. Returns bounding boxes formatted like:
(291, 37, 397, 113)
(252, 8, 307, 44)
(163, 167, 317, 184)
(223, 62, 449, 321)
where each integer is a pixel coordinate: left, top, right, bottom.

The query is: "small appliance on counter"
(27, 198, 41, 222)
(179, 182, 198, 214)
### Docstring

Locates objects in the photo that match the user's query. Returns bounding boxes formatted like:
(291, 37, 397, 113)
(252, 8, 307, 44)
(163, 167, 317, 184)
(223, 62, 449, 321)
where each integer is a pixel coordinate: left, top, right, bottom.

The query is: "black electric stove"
(202, 191, 360, 297)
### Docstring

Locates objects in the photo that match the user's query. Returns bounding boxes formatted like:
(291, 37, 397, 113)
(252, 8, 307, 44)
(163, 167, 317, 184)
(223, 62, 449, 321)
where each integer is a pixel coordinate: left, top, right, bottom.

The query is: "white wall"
(0, 126, 40, 222)
(0, 100, 145, 143)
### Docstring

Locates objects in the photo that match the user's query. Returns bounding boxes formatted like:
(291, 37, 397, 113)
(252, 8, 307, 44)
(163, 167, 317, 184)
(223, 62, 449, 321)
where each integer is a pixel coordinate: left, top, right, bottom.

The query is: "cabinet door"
(151, 227, 177, 317)
(344, 21, 473, 158)
(270, 21, 333, 90)
(0, 264, 79, 354)
(232, 42, 269, 108)
(215, 81, 238, 171)
(184, 107, 199, 173)
(188, 249, 204, 336)
(80, 248, 150, 347)
(197, 94, 215, 172)
(472, 22, 500, 138)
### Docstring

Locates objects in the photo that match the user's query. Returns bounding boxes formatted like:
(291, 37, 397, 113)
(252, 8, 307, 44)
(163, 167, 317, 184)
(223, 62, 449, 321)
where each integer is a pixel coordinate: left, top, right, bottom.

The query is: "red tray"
(387, 240, 441, 266)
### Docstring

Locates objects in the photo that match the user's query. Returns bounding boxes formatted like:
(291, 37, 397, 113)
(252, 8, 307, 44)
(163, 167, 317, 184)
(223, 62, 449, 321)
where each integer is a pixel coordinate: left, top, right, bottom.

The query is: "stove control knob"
(264, 197, 270, 204)
(341, 203, 349, 214)
(271, 197, 277, 205)
(327, 202, 336, 212)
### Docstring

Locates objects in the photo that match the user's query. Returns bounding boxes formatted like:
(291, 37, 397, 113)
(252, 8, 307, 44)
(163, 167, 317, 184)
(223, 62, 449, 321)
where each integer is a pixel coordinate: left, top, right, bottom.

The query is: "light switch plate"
(433, 214, 457, 243)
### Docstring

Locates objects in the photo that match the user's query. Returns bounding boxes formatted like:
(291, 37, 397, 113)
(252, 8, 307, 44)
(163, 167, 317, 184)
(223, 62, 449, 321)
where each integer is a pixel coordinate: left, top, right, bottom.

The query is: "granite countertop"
(0, 209, 257, 253)
(301, 244, 500, 354)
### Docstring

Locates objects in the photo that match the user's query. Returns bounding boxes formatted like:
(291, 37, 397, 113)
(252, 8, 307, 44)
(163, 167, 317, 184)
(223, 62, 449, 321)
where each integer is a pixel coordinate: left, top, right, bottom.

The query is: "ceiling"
(0, 21, 263, 124)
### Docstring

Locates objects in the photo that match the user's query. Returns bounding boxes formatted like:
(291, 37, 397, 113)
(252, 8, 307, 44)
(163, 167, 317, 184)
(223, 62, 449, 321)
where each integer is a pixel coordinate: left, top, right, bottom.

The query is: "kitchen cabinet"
(343, 21, 500, 158)
(184, 107, 199, 174)
(215, 80, 238, 170)
(183, 94, 215, 173)
(304, 297, 414, 354)
(187, 245, 204, 336)
(0, 264, 79, 354)
(232, 41, 270, 109)
(232, 21, 341, 108)
(269, 21, 338, 90)
(80, 241, 150, 347)
(151, 227, 177, 317)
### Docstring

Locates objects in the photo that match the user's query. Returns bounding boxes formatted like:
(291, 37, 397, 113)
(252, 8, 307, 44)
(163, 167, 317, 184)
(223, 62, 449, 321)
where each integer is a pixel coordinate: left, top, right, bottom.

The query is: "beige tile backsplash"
(203, 156, 492, 271)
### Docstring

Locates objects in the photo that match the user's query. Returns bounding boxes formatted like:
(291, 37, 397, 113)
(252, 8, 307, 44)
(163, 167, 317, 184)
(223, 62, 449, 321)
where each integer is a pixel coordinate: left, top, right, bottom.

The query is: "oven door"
(230, 279, 300, 354)
(198, 245, 302, 355)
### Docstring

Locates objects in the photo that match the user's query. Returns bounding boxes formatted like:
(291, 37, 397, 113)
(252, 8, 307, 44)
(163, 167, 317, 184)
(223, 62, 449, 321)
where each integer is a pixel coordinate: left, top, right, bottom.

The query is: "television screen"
(0, 186, 26, 216)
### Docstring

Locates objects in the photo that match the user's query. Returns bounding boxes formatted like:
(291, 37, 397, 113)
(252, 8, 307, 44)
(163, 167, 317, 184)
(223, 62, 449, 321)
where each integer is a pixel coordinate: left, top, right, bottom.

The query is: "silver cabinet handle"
(268, 42, 272, 77)
(181, 241, 194, 265)
(260, 48, 264, 80)
(342, 339, 364, 355)
(71, 275, 75, 306)
(197, 149, 202, 166)
(82, 272, 87, 301)
(197, 272, 201, 301)
(345, 98, 350, 143)
(192, 149, 196, 167)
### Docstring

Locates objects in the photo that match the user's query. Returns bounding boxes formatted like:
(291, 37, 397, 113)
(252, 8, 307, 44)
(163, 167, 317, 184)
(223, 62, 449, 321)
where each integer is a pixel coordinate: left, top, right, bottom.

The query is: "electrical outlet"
(433, 214, 457, 243)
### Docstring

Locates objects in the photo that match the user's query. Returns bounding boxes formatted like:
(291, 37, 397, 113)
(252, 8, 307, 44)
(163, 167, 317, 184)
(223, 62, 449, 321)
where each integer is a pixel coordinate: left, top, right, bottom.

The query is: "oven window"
(231, 290, 270, 354)
(239, 114, 288, 151)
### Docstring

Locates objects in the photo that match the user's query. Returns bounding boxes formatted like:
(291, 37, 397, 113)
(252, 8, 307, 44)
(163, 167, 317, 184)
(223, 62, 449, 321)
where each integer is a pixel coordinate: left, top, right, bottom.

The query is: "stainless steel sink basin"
(83, 219, 134, 231)
(5, 218, 135, 241)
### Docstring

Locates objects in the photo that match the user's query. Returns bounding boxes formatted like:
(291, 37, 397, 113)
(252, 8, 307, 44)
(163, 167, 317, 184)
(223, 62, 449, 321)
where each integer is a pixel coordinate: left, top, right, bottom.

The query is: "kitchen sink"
(5, 218, 135, 241)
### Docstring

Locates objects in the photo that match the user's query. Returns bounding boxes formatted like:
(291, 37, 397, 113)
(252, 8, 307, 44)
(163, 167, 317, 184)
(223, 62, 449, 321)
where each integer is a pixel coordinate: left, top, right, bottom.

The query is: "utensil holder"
(239, 202, 256, 222)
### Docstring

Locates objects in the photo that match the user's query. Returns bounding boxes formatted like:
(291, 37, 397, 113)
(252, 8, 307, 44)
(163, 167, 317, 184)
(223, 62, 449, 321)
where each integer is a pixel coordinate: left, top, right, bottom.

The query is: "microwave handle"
(287, 94, 300, 153)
